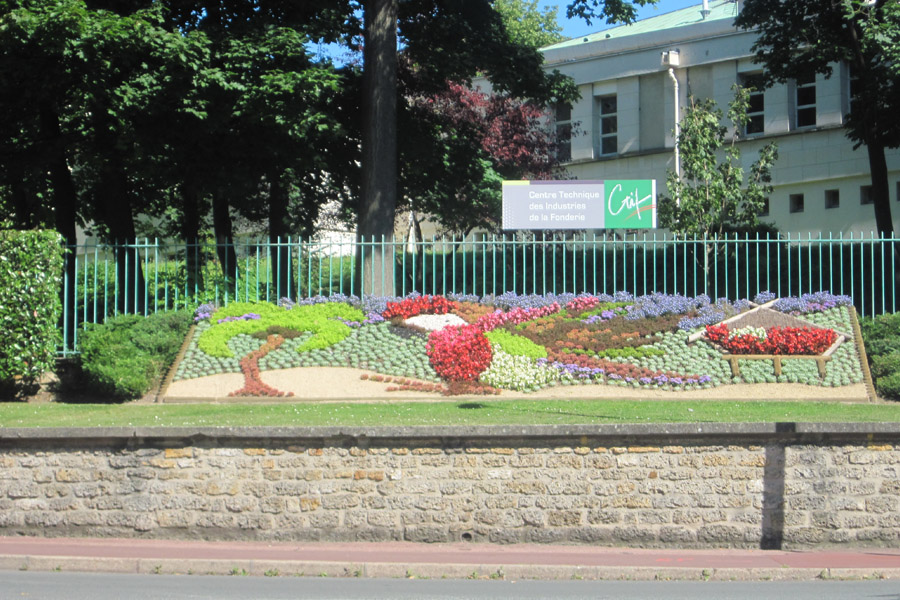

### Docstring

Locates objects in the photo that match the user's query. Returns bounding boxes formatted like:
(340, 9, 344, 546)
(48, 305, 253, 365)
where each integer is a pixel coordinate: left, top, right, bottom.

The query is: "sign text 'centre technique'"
(501, 180, 656, 230)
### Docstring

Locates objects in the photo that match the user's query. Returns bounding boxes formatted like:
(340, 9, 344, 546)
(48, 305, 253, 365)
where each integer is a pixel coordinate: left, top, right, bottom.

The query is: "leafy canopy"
(493, 0, 564, 49)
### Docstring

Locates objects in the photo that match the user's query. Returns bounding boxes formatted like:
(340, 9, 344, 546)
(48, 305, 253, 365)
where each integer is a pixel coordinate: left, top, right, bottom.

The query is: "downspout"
(668, 67, 681, 206)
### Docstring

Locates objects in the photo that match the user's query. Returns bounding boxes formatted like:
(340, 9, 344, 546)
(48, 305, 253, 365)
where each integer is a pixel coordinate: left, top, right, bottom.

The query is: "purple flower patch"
(217, 313, 261, 324)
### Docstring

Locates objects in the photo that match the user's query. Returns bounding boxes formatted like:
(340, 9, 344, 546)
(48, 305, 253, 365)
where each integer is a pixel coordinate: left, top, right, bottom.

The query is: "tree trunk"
(101, 169, 146, 315)
(91, 109, 147, 314)
(865, 139, 894, 236)
(357, 0, 398, 297)
(268, 174, 293, 301)
(9, 184, 35, 229)
(862, 137, 898, 312)
(212, 190, 238, 294)
(182, 185, 203, 298)
(39, 103, 79, 347)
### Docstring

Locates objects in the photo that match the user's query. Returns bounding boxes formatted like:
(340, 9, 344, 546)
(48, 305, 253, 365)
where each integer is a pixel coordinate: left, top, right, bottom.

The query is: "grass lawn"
(1, 398, 899, 428)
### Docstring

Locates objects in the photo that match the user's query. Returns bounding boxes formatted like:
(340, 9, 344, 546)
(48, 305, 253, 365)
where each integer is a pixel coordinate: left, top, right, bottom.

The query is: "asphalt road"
(2, 572, 900, 600)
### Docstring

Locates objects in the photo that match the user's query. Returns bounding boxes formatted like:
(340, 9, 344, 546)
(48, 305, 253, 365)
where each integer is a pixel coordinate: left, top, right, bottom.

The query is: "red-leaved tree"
(400, 80, 566, 235)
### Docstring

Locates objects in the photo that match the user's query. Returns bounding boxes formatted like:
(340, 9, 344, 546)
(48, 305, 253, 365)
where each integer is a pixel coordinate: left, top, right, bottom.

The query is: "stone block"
(165, 448, 193, 459)
(547, 510, 582, 526)
(404, 525, 450, 543)
(321, 493, 360, 510)
(546, 455, 583, 469)
(298, 497, 321, 512)
(6, 483, 39, 499)
(865, 496, 899, 514)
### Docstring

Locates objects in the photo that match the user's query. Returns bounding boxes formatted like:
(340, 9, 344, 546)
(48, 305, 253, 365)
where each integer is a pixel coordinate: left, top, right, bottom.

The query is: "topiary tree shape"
(197, 302, 365, 358)
(195, 301, 365, 398)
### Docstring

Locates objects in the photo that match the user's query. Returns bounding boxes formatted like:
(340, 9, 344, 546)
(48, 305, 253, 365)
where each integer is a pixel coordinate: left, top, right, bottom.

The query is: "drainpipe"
(668, 67, 681, 206)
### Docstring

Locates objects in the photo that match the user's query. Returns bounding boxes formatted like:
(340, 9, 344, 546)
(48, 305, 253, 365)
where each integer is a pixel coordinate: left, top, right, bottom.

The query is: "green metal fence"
(60, 232, 900, 355)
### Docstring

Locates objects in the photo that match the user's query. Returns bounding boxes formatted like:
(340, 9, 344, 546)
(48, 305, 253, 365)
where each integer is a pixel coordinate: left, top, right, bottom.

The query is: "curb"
(3, 555, 899, 582)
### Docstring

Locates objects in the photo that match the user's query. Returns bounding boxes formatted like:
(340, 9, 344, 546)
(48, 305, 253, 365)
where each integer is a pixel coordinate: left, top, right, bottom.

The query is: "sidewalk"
(2, 536, 900, 581)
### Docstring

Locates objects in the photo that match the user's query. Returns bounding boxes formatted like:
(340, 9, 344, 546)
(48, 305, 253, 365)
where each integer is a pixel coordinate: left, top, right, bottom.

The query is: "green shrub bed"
(79, 310, 192, 400)
(861, 312, 900, 400)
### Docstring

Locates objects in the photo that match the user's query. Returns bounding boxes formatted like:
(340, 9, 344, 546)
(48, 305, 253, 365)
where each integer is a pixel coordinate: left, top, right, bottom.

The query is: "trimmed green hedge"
(79, 310, 192, 400)
(0, 230, 64, 392)
(861, 313, 900, 400)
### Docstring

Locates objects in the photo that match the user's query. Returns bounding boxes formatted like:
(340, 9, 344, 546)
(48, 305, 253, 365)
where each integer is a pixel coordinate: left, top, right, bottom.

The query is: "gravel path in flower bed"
(722, 306, 836, 331)
(163, 366, 868, 402)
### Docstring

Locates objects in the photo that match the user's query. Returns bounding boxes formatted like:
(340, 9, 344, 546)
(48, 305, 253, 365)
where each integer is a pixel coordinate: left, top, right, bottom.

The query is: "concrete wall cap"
(2, 422, 900, 444)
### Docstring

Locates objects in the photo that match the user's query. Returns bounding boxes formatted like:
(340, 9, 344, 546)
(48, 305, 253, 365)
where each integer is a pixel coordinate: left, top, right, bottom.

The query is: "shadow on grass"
(455, 400, 634, 422)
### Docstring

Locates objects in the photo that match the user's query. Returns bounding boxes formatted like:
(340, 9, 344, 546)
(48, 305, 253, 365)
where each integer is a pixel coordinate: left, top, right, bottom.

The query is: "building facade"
(540, 0, 900, 236)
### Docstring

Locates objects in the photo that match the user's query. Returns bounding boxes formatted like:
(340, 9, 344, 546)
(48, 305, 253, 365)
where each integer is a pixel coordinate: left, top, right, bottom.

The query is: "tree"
(735, 0, 900, 235)
(358, 0, 398, 296)
(659, 87, 778, 290)
(493, 0, 564, 49)
(0, 0, 201, 314)
(353, 0, 584, 295)
(403, 81, 565, 235)
(566, 0, 659, 26)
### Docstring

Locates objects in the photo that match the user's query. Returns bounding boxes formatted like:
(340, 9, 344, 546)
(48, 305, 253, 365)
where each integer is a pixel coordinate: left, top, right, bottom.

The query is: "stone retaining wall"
(2, 424, 899, 549)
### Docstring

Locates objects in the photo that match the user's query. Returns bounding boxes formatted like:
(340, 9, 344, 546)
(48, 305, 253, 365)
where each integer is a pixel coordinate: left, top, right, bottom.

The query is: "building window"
(555, 104, 572, 162)
(758, 198, 770, 217)
(825, 189, 840, 209)
(789, 194, 805, 213)
(795, 73, 816, 128)
(847, 64, 861, 121)
(861, 185, 873, 205)
(740, 73, 765, 135)
(597, 95, 617, 156)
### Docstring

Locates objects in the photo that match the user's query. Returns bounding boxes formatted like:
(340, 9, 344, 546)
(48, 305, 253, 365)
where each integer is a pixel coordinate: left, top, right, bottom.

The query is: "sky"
(312, 1, 705, 64)
(539, 0, 705, 40)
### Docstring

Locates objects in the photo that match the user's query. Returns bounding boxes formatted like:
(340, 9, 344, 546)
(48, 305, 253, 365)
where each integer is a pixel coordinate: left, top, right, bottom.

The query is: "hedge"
(78, 310, 192, 400)
(0, 229, 64, 391)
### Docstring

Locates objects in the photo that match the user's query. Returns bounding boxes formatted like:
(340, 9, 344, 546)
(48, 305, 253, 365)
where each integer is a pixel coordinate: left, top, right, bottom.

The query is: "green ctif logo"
(604, 180, 657, 229)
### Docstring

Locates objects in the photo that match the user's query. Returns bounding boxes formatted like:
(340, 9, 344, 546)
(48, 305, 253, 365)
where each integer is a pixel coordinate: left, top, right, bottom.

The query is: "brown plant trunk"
(357, 0, 398, 297)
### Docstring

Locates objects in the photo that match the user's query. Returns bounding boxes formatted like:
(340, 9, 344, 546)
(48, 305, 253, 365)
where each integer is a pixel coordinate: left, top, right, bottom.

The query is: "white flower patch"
(403, 313, 469, 331)
(728, 326, 766, 340)
(479, 349, 560, 392)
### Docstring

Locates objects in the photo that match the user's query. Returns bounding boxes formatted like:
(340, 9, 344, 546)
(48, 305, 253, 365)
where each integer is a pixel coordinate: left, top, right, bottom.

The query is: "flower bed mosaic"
(173, 291, 864, 396)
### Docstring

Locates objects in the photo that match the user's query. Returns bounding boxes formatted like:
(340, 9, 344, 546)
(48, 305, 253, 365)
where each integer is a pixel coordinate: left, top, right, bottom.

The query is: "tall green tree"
(659, 87, 778, 291)
(493, 0, 564, 49)
(735, 0, 900, 235)
(91, 0, 355, 299)
(0, 0, 205, 313)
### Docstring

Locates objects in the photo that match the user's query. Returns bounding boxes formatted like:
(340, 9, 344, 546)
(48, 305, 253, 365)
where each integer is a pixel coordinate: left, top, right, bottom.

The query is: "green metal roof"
(543, 0, 740, 51)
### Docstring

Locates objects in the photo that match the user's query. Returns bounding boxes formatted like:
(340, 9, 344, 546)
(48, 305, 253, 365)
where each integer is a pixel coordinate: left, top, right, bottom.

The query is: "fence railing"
(59, 232, 900, 355)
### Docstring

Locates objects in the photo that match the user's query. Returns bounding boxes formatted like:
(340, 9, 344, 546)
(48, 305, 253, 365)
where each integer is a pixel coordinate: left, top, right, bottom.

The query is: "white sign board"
(502, 180, 657, 230)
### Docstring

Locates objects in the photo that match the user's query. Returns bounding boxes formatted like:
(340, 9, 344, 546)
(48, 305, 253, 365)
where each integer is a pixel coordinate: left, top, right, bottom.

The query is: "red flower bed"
(426, 323, 492, 381)
(705, 323, 837, 355)
(382, 295, 457, 320)
(230, 334, 293, 397)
